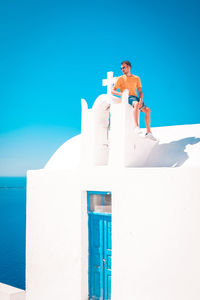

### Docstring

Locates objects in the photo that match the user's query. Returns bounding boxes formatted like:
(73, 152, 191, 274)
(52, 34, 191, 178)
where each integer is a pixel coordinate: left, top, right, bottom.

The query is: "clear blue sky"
(0, 0, 200, 176)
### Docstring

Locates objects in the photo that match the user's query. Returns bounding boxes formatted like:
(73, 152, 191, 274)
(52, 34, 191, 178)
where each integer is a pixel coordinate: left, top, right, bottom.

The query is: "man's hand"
(138, 88, 143, 108)
(139, 99, 143, 109)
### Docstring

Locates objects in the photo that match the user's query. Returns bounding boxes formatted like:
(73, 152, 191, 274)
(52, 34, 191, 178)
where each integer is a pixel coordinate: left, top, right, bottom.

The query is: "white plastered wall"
(26, 166, 200, 300)
(111, 167, 200, 300)
(26, 170, 83, 300)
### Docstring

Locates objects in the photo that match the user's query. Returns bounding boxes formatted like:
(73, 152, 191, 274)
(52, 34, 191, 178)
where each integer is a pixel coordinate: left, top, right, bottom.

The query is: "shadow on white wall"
(145, 137, 200, 167)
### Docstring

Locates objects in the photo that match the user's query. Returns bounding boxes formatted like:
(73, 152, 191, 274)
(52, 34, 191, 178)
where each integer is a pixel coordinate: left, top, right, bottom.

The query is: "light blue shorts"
(128, 95, 147, 111)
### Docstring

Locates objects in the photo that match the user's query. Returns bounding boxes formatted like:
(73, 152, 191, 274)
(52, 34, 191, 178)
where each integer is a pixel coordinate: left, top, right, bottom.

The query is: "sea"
(0, 177, 26, 290)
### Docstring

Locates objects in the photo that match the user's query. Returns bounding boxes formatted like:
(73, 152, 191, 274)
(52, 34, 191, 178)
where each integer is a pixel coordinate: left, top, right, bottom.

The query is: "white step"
(0, 283, 25, 300)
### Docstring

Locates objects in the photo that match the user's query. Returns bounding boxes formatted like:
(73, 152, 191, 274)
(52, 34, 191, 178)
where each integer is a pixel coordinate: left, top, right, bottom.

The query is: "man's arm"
(111, 87, 122, 103)
(111, 87, 122, 97)
(138, 87, 143, 108)
(112, 77, 122, 98)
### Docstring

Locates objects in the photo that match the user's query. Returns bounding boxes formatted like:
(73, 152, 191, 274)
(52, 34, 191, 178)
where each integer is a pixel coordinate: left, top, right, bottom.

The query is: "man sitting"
(112, 60, 157, 141)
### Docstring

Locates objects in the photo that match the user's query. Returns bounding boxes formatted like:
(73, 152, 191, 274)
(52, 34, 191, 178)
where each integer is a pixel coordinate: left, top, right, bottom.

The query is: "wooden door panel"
(89, 213, 112, 300)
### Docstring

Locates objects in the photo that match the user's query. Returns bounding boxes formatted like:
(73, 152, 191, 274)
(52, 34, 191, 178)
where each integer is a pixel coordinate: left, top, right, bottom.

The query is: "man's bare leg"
(133, 102, 139, 128)
(141, 107, 151, 133)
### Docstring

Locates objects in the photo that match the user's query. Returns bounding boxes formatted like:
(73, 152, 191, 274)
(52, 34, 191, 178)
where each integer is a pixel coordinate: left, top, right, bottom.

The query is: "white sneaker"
(145, 132, 157, 141)
(134, 126, 142, 134)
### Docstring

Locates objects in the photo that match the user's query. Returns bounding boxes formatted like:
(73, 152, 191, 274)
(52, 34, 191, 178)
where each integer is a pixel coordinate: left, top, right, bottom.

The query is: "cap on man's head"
(121, 60, 131, 67)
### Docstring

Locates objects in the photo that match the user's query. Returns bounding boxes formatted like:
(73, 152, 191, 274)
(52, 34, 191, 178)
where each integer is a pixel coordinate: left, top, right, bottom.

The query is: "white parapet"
(80, 95, 110, 166)
(0, 283, 25, 300)
(80, 90, 158, 168)
(109, 89, 158, 167)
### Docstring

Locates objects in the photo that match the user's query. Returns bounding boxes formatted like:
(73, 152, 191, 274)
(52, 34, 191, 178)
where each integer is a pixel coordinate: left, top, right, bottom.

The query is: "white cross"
(102, 71, 117, 96)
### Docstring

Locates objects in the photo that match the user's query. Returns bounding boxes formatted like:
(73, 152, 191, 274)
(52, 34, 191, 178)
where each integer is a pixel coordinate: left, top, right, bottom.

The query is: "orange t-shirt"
(114, 74, 142, 96)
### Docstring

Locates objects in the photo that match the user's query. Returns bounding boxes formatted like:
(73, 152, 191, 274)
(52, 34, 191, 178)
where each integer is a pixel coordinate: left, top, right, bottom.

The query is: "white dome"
(45, 134, 81, 170)
(44, 124, 200, 170)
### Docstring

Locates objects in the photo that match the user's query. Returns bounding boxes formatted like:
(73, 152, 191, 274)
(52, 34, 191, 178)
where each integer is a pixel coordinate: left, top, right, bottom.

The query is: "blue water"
(0, 177, 26, 290)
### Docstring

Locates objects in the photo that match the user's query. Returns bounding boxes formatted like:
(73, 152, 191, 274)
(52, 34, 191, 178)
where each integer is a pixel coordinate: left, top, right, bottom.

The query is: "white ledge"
(0, 283, 25, 300)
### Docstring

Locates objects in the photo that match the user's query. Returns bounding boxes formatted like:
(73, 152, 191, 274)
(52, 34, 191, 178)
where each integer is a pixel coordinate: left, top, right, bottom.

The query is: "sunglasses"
(121, 66, 126, 70)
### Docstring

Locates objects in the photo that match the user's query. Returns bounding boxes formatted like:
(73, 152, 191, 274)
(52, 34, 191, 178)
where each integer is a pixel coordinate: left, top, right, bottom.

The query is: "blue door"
(88, 212, 112, 300)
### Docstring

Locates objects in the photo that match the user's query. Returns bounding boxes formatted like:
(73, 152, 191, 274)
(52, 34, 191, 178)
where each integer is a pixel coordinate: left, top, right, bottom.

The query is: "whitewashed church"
(1, 72, 200, 300)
